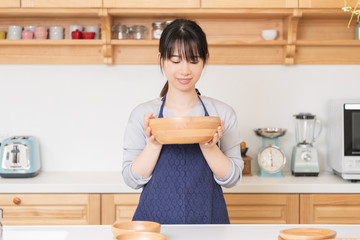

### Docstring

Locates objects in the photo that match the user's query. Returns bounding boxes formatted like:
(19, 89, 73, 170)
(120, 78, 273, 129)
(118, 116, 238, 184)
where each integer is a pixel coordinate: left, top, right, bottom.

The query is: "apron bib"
(133, 94, 229, 224)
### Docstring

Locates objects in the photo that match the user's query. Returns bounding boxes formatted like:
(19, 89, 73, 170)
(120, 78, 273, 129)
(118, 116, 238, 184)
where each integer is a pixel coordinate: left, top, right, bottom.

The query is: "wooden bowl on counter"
(112, 221, 161, 238)
(279, 228, 337, 240)
(115, 232, 167, 240)
(149, 116, 220, 144)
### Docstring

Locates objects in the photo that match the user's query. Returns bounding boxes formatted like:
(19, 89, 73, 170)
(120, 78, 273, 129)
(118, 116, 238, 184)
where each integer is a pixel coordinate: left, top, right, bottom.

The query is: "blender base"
(292, 171, 319, 177)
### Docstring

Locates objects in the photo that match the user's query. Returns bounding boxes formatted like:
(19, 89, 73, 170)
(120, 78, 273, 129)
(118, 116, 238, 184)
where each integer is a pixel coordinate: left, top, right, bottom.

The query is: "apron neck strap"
(159, 89, 209, 118)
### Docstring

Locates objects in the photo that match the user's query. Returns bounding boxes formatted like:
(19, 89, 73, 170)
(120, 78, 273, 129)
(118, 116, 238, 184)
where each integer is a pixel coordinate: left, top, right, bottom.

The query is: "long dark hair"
(159, 18, 209, 97)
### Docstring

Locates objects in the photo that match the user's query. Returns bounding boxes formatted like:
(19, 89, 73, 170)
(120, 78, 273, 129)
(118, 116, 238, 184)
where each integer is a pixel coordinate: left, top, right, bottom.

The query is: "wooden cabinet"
(299, 0, 357, 8)
(102, 193, 140, 224)
(0, 0, 20, 7)
(21, 0, 102, 8)
(103, 0, 200, 8)
(202, 0, 298, 8)
(0, 194, 101, 225)
(300, 194, 360, 224)
(101, 193, 299, 224)
(225, 194, 299, 224)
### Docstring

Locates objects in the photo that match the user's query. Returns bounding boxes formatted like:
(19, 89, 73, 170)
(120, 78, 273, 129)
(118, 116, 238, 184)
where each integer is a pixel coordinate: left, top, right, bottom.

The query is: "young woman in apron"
(122, 18, 243, 224)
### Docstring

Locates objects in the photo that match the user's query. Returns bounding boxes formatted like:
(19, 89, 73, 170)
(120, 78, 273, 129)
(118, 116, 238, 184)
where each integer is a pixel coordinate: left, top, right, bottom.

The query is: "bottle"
(0, 208, 3, 240)
(129, 25, 147, 40)
(357, 21, 360, 40)
(151, 22, 164, 40)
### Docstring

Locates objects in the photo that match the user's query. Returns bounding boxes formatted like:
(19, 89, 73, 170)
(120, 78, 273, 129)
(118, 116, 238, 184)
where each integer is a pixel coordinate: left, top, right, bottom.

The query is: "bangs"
(165, 39, 201, 62)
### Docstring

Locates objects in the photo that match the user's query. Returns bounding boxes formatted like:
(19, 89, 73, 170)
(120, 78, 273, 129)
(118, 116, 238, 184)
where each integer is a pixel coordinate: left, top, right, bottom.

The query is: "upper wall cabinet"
(299, 0, 357, 8)
(103, 0, 200, 8)
(201, 0, 298, 8)
(21, 0, 102, 8)
(1, 0, 20, 7)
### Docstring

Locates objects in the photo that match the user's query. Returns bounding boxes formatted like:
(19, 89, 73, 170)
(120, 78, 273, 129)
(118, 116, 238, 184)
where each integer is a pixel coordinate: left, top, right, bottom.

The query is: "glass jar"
(151, 22, 164, 40)
(129, 25, 147, 40)
(357, 22, 360, 40)
(111, 25, 129, 40)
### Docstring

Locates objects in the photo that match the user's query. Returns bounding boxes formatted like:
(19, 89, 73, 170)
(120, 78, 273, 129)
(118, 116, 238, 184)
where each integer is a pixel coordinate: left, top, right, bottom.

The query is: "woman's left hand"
(200, 120, 224, 149)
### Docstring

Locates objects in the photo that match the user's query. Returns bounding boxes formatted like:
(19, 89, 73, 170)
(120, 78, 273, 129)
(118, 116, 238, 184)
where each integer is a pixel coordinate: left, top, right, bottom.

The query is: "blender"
(291, 113, 322, 176)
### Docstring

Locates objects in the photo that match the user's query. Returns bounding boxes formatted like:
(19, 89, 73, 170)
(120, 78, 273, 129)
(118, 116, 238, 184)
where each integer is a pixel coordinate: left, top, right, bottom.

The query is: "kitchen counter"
(3, 224, 360, 240)
(0, 170, 359, 193)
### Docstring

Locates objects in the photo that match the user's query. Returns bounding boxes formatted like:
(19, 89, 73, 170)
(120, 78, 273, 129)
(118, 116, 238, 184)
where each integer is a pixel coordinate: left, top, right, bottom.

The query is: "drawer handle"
(13, 197, 21, 205)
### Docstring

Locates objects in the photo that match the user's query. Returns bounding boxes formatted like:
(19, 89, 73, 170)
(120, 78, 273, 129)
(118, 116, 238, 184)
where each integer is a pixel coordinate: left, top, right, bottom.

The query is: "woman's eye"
(171, 61, 180, 64)
(190, 61, 199, 64)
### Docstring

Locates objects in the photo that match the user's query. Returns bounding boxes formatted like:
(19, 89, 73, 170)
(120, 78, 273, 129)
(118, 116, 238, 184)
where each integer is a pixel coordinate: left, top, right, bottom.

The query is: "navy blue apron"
(132, 93, 229, 224)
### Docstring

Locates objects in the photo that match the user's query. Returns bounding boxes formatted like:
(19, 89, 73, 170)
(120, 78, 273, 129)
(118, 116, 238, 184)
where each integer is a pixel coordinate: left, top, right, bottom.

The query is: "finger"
(145, 126, 152, 138)
(143, 112, 154, 130)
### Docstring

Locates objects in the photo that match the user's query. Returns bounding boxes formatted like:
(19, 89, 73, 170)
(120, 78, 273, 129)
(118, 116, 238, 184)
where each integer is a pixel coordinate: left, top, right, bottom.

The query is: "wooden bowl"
(115, 232, 167, 240)
(279, 228, 337, 240)
(149, 116, 220, 144)
(112, 221, 161, 237)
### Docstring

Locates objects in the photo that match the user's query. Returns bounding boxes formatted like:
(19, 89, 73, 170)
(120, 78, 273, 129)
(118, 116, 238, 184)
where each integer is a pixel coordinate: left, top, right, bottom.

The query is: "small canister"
(129, 25, 147, 40)
(357, 21, 360, 40)
(111, 25, 129, 39)
(151, 22, 164, 40)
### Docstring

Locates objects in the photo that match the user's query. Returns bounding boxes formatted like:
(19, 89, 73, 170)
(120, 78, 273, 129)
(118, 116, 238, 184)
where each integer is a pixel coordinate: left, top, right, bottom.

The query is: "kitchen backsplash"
(0, 65, 359, 173)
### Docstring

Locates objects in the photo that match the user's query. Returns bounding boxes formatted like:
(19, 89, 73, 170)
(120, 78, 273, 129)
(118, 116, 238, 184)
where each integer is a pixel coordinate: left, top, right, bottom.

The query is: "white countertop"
(0, 170, 359, 193)
(3, 224, 360, 240)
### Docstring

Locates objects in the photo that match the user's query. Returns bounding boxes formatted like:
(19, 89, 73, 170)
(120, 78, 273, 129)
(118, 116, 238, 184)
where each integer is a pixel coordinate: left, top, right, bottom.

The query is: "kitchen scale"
(254, 128, 287, 177)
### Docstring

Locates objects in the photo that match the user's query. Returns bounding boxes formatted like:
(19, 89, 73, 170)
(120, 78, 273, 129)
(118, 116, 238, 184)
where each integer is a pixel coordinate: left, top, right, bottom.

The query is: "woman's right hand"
(144, 112, 162, 146)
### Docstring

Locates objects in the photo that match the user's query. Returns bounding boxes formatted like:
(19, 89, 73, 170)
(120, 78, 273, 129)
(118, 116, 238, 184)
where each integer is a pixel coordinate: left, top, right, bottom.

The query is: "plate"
(279, 228, 337, 240)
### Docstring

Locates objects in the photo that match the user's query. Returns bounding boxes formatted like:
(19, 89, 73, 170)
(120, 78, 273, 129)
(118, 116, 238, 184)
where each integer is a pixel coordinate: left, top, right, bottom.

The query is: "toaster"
(0, 136, 41, 178)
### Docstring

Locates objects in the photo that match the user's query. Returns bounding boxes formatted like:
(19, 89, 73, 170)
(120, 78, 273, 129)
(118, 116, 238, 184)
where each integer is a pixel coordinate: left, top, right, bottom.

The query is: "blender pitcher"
(294, 112, 322, 146)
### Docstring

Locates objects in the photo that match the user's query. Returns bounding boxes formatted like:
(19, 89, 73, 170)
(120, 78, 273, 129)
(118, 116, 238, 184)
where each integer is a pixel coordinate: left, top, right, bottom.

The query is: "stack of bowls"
(112, 221, 166, 240)
(279, 228, 337, 240)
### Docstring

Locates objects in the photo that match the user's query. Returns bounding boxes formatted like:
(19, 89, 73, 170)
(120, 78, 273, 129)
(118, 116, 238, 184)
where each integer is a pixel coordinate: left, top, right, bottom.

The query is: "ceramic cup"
(261, 29, 277, 40)
(49, 26, 64, 40)
(34, 26, 48, 39)
(7, 25, 22, 39)
(84, 26, 100, 39)
(24, 26, 36, 39)
(0, 31, 6, 39)
(71, 29, 82, 39)
(68, 25, 83, 39)
(22, 30, 34, 39)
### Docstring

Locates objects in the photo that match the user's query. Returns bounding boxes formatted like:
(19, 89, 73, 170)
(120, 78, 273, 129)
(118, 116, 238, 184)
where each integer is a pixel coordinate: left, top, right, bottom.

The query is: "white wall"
(0, 65, 359, 173)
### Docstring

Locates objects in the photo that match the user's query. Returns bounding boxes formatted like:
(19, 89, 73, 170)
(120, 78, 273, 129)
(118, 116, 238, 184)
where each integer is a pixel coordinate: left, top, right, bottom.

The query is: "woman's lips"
(177, 78, 192, 85)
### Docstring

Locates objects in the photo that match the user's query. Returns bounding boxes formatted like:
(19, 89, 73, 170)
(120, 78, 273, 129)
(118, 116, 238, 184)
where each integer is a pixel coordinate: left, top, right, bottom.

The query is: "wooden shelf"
(0, 6, 359, 65)
(0, 39, 103, 46)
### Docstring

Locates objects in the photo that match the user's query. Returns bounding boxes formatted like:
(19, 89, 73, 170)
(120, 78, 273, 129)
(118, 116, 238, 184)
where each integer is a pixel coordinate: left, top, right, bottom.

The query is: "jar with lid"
(357, 21, 360, 40)
(129, 25, 147, 40)
(152, 22, 164, 40)
(112, 25, 129, 40)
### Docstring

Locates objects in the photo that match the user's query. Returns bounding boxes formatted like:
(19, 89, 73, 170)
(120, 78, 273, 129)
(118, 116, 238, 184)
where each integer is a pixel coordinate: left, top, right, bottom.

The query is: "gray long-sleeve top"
(122, 96, 244, 189)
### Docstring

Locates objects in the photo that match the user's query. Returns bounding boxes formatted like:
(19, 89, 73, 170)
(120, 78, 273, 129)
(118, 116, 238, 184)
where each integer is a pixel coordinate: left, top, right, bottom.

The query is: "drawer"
(0, 194, 100, 225)
(21, 0, 102, 8)
(201, 0, 298, 8)
(0, 0, 20, 7)
(103, 0, 200, 8)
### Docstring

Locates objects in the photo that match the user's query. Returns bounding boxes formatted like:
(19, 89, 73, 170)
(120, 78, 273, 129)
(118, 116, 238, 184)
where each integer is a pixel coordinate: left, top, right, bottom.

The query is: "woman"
(122, 18, 243, 224)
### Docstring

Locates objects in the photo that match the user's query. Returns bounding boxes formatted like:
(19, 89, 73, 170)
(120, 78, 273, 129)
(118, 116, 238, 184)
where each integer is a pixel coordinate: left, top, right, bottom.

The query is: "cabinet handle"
(13, 197, 21, 205)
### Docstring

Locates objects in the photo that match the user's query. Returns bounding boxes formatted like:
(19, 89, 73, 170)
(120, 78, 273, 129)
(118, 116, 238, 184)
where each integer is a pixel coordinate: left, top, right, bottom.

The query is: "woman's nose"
(180, 62, 191, 75)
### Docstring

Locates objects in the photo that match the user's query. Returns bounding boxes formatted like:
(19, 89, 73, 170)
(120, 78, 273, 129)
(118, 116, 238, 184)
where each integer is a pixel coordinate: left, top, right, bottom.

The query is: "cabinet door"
(299, 0, 357, 8)
(224, 194, 299, 224)
(103, 0, 200, 8)
(201, 0, 298, 8)
(0, 194, 101, 225)
(21, 0, 102, 8)
(300, 194, 360, 224)
(0, 0, 20, 7)
(102, 194, 140, 224)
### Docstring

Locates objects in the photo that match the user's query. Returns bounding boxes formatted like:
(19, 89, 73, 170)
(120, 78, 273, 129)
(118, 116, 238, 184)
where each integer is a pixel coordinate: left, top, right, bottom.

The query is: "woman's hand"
(144, 112, 162, 146)
(200, 120, 224, 149)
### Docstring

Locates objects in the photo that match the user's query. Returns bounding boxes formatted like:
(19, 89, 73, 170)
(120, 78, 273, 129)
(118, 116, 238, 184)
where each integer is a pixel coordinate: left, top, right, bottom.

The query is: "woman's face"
(162, 46, 205, 94)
